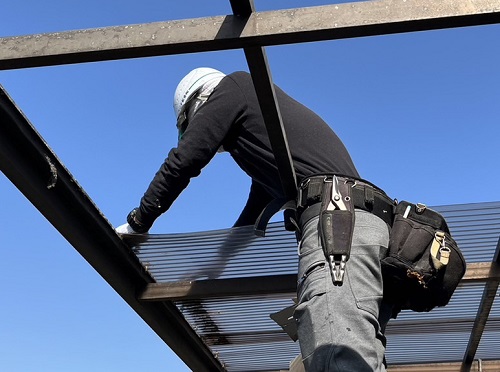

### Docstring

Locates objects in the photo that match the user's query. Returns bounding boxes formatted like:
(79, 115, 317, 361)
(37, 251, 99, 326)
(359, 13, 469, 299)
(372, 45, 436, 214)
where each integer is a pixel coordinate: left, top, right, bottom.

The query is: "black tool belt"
(297, 175, 395, 226)
(253, 174, 395, 236)
(253, 174, 395, 286)
(296, 174, 395, 286)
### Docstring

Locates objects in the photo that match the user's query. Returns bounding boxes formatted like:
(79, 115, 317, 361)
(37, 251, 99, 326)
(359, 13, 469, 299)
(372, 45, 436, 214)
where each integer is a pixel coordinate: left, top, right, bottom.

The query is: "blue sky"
(1, 1, 499, 371)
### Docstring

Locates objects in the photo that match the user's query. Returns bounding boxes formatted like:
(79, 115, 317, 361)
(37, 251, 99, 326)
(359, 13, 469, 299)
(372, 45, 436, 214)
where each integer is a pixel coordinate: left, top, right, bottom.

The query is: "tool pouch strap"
(254, 198, 297, 237)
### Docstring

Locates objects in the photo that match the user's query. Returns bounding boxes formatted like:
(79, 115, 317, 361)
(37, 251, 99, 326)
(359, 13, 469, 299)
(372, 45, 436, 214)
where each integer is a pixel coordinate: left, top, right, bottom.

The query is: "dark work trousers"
(294, 209, 393, 371)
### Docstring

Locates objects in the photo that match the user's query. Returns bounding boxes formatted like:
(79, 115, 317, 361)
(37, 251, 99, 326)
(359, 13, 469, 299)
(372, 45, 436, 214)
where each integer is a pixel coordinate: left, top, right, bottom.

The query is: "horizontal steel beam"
(1, 0, 500, 70)
(198, 316, 500, 346)
(139, 274, 297, 301)
(139, 262, 497, 301)
(389, 360, 500, 372)
(0, 86, 223, 372)
(463, 261, 500, 282)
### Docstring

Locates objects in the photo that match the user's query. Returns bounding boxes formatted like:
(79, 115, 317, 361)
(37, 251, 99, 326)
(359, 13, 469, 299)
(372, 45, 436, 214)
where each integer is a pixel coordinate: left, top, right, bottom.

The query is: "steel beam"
(461, 237, 500, 371)
(464, 261, 500, 282)
(0, 86, 223, 372)
(1, 0, 500, 70)
(230, 0, 297, 200)
(390, 360, 500, 372)
(229, 0, 253, 17)
(243, 47, 298, 200)
(139, 274, 297, 301)
(138, 262, 497, 301)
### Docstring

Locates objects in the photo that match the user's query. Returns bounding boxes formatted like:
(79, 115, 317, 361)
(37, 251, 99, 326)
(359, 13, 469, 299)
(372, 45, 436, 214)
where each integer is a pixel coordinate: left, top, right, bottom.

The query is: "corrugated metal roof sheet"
(133, 223, 298, 281)
(129, 201, 500, 371)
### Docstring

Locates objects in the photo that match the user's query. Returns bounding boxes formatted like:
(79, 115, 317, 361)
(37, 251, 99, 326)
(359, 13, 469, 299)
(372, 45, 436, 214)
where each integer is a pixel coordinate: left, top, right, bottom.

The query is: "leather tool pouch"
(382, 201, 466, 313)
(318, 179, 356, 285)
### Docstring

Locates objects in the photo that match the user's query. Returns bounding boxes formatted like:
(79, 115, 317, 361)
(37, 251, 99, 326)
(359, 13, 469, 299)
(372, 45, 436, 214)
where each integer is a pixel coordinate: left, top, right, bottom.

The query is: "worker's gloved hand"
(116, 208, 152, 235)
(115, 223, 140, 234)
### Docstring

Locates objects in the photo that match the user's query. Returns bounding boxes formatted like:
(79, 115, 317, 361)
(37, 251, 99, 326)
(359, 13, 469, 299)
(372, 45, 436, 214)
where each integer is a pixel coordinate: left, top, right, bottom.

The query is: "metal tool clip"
(431, 230, 451, 269)
(330, 254, 347, 284)
(327, 176, 347, 211)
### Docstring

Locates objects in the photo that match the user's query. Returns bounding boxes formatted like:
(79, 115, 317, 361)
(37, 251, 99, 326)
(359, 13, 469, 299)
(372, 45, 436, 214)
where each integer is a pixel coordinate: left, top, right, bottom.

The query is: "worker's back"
(204, 71, 360, 199)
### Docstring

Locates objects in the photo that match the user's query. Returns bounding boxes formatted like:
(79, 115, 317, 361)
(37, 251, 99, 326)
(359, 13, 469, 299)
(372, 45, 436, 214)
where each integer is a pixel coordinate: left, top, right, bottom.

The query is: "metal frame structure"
(1, 1, 500, 371)
(138, 262, 500, 302)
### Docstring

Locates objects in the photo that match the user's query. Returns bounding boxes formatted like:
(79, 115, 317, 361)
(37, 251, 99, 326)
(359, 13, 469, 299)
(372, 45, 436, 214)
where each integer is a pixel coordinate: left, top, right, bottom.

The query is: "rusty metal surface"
(136, 262, 500, 302)
(1, 0, 500, 70)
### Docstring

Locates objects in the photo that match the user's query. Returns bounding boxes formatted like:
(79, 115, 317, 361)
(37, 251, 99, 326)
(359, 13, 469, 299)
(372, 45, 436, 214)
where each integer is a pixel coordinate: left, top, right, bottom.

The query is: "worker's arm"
(119, 77, 246, 233)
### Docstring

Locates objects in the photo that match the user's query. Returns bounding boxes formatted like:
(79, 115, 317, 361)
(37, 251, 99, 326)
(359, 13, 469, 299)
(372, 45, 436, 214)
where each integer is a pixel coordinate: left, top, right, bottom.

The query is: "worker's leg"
(294, 209, 390, 372)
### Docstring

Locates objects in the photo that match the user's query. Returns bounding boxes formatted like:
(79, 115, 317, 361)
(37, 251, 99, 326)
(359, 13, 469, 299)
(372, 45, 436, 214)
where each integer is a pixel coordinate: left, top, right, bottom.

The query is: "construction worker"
(116, 67, 395, 371)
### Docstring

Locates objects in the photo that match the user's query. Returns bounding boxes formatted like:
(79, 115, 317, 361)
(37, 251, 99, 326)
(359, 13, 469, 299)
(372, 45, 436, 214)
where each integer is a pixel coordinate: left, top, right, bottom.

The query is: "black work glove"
(125, 207, 150, 234)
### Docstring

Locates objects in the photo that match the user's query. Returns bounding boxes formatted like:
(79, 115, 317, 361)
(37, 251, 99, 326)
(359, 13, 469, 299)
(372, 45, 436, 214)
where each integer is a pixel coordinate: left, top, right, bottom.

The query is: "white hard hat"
(173, 67, 226, 119)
